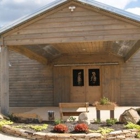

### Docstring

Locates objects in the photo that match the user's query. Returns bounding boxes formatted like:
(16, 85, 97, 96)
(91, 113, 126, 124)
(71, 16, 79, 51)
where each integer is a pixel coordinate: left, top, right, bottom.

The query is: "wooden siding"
(120, 50, 140, 106)
(9, 51, 53, 107)
(1, 50, 140, 106)
(3, 2, 140, 45)
(53, 66, 71, 106)
(101, 65, 121, 105)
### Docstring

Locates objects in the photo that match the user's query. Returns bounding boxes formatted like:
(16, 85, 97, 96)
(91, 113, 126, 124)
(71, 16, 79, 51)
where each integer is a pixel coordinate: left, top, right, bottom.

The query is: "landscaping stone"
(0, 116, 140, 140)
(109, 130, 122, 135)
(122, 130, 131, 133)
(0, 113, 10, 120)
(86, 133, 102, 138)
(119, 108, 140, 124)
(1, 123, 139, 140)
(78, 112, 89, 124)
(0, 114, 4, 119)
(12, 113, 42, 123)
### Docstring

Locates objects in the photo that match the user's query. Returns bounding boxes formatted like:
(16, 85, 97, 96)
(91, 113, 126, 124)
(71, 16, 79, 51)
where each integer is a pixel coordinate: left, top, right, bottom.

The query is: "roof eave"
(78, 0, 140, 22)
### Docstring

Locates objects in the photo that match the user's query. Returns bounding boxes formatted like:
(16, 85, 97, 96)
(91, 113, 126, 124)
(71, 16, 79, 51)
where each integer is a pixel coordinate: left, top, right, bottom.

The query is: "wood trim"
(0, 46, 9, 115)
(8, 45, 48, 65)
(4, 34, 140, 45)
(124, 40, 140, 62)
(52, 53, 124, 65)
(4, 28, 140, 40)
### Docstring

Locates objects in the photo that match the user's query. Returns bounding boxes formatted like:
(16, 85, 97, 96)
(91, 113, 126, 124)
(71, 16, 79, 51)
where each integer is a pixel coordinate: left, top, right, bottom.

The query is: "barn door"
(70, 67, 86, 102)
(85, 66, 101, 104)
(70, 66, 101, 104)
(53, 67, 71, 106)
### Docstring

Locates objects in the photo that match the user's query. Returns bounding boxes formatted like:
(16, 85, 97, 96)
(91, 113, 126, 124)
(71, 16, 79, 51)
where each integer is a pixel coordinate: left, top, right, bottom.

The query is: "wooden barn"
(0, 0, 140, 115)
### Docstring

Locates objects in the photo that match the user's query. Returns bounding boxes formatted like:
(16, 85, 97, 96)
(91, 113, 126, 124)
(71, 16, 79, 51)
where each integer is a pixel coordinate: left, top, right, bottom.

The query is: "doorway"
(70, 66, 102, 104)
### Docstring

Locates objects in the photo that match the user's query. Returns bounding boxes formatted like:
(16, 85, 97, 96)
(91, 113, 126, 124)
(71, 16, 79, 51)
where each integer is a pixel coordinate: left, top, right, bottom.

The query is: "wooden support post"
(96, 109, 114, 120)
(110, 110, 114, 119)
(0, 46, 9, 115)
(97, 110, 100, 120)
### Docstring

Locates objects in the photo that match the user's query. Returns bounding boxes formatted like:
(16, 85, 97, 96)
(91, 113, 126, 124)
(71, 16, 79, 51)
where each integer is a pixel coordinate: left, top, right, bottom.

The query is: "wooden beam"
(124, 40, 140, 62)
(8, 45, 48, 65)
(1, 46, 9, 115)
(52, 53, 124, 65)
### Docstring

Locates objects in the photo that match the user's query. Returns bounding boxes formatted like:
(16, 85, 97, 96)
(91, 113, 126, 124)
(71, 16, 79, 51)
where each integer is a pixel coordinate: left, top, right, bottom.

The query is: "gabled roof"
(0, 0, 140, 35)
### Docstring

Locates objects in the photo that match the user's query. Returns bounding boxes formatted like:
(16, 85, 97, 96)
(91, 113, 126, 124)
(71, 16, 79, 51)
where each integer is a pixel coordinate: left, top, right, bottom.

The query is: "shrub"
(125, 122, 140, 130)
(74, 123, 88, 133)
(53, 124, 68, 133)
(14, 124, 48, 131)
(89, 127, 114, 135)
(106, 118, 117, 125)
(54, 119, 63, 125)
(69, 116, 76, 122)
(94, 97, 117, 106)
(94, 119, 101, 123)
(136, 132, 140, 138)
(0, 120, 13, 129)
(100, 97, 110, 105)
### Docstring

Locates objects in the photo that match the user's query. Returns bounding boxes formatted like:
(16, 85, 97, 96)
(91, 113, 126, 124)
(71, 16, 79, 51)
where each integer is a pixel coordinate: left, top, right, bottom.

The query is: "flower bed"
(0, 121, 140, 140)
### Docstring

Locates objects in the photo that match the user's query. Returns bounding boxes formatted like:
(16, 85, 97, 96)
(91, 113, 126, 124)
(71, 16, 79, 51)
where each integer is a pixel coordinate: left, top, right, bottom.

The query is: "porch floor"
(9, 106, 139, 122)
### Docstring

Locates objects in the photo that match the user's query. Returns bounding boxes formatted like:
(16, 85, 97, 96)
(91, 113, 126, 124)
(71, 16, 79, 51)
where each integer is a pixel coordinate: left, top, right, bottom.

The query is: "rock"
(12, 113, 42, 123)
(0, 113, 10, 120)
(119, 108, 140, 124)
(78, 112, 89, 124)
(136, 108, 140, 116)
(0, 114, 4, 119)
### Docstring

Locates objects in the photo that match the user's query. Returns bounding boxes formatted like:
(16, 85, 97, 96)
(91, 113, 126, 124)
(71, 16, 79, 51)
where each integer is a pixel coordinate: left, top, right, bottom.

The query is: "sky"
(0, 0, 140, 28)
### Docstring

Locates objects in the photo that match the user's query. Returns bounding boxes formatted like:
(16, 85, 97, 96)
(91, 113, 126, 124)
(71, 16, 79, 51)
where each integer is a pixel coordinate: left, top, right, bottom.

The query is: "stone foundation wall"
(1, 125, 139, 140)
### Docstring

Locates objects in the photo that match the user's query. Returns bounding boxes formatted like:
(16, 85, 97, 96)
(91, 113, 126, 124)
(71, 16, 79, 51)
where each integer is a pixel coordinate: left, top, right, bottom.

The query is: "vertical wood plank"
(1, 46, 9, 115)
(70, 66, 86, 102)
(101, 65, 120, 104)
(63, 67, 71, 103)
(86, 66, 101, 104)
(53, 67, 61, 106)
(53, 66, 70, 106)
(112, 65, 121, 104)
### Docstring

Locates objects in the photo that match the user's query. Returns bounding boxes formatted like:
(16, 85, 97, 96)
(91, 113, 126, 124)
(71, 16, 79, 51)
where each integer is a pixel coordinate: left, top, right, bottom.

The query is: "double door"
(70, 66, 101, 104)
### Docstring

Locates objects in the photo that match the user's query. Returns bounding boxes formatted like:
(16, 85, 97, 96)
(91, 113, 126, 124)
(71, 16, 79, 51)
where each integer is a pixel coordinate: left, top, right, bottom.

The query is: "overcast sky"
(0, 0, 140, 28)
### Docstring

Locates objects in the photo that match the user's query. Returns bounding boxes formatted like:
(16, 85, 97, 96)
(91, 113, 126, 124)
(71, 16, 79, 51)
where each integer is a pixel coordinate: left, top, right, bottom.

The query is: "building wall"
(9, 51, 53, 107)
(120, 50, 140, 106)
(1, 50, 140, 107)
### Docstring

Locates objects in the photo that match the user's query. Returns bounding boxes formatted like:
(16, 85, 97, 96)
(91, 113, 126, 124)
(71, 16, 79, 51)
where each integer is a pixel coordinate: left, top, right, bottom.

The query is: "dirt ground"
(12, 121, 125, 133)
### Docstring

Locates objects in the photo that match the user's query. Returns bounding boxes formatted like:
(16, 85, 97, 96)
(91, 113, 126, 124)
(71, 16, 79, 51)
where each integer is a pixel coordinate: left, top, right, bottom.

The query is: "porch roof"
(0, 0, 140, 65)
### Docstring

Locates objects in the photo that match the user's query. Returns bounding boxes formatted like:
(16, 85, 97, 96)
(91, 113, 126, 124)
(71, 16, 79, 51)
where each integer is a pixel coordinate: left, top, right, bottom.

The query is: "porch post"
(0, 45, 9, 115)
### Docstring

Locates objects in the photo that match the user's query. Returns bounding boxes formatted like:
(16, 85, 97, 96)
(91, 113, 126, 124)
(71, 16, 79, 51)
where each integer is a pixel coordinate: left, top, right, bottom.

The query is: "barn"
(0, 0, 140, 115)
